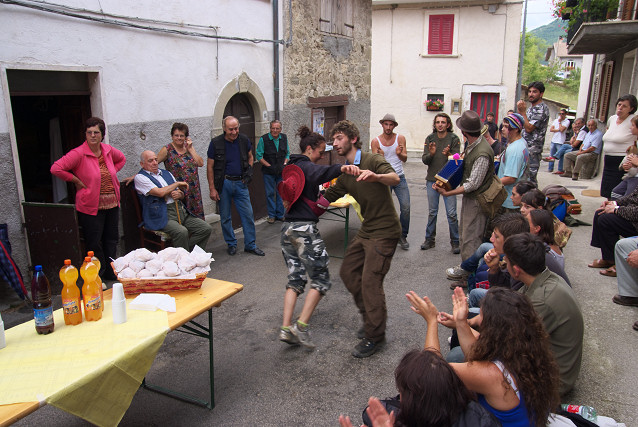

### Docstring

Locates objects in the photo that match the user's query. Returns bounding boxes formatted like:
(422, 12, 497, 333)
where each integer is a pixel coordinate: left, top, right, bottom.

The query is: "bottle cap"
(87, 251, 94, 257)
(64, 259, 71, 265)
(84, 257, 91, 262)
(35, 265, 42, 272)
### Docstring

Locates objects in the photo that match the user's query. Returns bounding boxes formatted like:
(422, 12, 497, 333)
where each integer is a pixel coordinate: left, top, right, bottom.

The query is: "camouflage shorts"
(280, 221, 331, 295)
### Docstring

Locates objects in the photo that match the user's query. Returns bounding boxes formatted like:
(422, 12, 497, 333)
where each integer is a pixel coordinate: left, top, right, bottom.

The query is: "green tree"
(522, 34, 550, 83)
(565, 67, 581, 92)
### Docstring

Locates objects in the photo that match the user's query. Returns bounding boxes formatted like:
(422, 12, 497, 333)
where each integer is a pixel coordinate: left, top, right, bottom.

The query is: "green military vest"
(461, 136, 495, 198)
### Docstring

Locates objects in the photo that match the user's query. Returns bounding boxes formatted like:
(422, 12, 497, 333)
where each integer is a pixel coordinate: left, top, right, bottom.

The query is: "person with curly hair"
(407, 285, 561, 426)
(339, 349, 499, 427)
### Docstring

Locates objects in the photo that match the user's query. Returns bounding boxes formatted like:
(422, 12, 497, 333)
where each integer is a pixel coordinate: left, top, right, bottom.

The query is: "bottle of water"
(561, 404, 597, 422)
(32, 265, 54, 334)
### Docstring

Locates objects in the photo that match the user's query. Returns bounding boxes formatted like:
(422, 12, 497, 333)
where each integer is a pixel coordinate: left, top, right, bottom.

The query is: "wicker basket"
(112, 263, 207, 295)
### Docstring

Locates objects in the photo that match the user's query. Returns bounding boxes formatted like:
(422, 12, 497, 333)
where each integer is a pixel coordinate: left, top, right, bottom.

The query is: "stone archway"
(211, 72, 269, 140)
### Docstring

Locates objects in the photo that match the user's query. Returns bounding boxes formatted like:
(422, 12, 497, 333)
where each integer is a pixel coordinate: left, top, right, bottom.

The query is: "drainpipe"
(273, 0, 280, 120)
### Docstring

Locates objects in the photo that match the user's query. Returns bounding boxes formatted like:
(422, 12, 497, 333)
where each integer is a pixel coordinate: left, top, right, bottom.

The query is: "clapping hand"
(339, 397, 394, 427)
(452, 287, 469, 324)
(406, 290, 438, 323)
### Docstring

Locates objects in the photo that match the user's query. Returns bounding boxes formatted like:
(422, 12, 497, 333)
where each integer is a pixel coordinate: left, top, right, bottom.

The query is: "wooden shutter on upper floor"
(428, 14, 454, 55)
(320, 0, 354, 37)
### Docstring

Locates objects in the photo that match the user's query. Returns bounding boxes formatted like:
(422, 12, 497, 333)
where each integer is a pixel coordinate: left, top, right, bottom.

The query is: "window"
(320, 0, 354, 37)
(428, 14, 454, 55)
(565, 60, 575, 69)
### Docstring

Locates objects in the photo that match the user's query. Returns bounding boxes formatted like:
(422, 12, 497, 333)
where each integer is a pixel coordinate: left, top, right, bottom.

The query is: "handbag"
(476, 174, 507, 218)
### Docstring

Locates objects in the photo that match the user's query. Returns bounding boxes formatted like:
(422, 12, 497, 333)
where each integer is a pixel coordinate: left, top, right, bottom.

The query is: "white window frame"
(421, 9, 460, 58)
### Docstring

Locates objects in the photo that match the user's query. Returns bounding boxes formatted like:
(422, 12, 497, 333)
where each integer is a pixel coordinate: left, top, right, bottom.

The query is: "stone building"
(282, 0, 372, 158)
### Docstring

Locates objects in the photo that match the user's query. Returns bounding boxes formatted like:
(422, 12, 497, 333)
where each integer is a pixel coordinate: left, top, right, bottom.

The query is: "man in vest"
(371, 113, 410, 250)
(434, 110, 494, 260)
(256, 120, 289, 223)
(134, 150, 212, 251)
(207, 116, 265, 256)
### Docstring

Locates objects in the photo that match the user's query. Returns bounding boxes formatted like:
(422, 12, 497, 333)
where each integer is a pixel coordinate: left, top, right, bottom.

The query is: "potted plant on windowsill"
(425, 99, 444, 111)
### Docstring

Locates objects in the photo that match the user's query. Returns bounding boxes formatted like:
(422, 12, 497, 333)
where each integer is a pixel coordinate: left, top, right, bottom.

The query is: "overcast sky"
(524, 0, 558, 30)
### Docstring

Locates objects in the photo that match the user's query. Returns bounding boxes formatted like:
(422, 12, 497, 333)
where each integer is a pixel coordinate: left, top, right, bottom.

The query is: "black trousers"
(590, 211, 637, 262)
(77, 207, 119, 279)
(601, 155, 624, 199)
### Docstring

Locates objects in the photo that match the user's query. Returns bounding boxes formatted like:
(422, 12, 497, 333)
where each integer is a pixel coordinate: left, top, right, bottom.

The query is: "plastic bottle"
(32, 265, 54, 334)
(59, 259, 82, 325)
(80, 257, 102, 321)
(87, 251, 104, 312)
(561, 404, 597, 422)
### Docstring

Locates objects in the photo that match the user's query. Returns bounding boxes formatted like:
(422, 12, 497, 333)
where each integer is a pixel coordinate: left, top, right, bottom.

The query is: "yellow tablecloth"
(0, 300, 168, 426)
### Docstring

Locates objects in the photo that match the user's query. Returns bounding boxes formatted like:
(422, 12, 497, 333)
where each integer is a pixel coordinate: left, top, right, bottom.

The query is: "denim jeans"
(460, 242, 493, 273)
(263, 173, 284, 219)
(425, 181, 459, 243)
(391, 174, 410, 238)
(548, 142, 561, 171)
(555, 144, 572, 172)
(219, 179, 257, 250)
(469, 288, 488, 308)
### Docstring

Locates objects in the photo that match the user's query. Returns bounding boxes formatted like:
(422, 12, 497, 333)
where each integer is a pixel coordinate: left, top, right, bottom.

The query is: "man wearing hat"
(497, 113, 529, 212)
(434, 110, 495, 260)
(371, 113, 410, 250)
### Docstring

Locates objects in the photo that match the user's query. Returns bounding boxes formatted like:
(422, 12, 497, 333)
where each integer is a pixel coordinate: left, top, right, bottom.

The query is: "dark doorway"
(222, 93, 268, 226)
(7, 70, 93, 289)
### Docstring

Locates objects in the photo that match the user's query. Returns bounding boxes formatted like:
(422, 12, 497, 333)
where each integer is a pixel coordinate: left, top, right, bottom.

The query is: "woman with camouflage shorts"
(278, 126, 360, 349)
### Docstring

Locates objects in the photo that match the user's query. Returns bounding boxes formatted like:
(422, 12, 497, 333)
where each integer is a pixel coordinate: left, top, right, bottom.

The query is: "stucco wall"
(0, 0, 280, 274)
(370, 1, 523, 152)
(283, 0, 372, 151)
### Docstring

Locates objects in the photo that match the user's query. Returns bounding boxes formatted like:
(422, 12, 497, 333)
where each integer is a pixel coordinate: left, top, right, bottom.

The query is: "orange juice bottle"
(80, 257, 102, 321)
(87, 251, 104, 312)
(59, 259, 82, 325)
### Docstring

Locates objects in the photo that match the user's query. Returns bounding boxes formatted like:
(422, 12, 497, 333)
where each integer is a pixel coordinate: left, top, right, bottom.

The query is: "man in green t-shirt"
(421, 113, 461, 253)
(324, 120, 401, 358)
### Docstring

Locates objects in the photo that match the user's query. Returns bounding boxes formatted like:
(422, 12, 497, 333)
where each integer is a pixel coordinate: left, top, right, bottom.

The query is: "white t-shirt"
(551, 118, 571, 144)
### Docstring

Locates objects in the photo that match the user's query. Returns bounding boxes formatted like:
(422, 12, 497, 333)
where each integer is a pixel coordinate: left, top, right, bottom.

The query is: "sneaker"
(451, 242, 460, 254)
(398, 236, 409, 250)
(542, 156, 556, 162)
(420, 240, 435, 250)
(449, 280, 468, 290)
(291, 323, 315, 349)
(279, 327, 300, 345)
(552, 170, 565, 175)
(446, 265, 469, 280)
(352, 338, 384, 358)
(267, 217, 275, 224)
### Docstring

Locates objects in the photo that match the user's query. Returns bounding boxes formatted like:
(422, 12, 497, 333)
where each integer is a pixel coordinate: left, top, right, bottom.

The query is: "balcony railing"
(563, 0, 619, 43)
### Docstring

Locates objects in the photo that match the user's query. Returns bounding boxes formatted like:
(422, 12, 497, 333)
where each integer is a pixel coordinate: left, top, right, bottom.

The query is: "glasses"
(86, 131, 101, 135)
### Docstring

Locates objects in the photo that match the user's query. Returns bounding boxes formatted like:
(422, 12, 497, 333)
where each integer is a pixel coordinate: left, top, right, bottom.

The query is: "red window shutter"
(429, 15, 454, 55)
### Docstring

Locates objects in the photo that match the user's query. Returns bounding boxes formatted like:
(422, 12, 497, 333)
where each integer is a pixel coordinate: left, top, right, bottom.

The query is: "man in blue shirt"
(562, 119, 604, 180)
(497, 113, 529, 211)
(206, 116, 264, 256)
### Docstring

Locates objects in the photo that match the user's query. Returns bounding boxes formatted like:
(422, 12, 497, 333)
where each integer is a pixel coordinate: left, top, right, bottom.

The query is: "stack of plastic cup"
(111, 283, 127, 324)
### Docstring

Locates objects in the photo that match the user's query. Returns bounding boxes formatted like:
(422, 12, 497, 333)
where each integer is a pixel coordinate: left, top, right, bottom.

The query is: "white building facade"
(370, 0, 523, 152)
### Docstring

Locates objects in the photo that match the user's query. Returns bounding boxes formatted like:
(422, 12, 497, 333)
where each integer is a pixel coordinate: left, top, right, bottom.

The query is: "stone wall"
(282, 0, 372, 152)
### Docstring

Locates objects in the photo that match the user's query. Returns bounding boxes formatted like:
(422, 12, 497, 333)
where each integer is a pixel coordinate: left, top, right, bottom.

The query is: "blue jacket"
(137, 168, 176, 230)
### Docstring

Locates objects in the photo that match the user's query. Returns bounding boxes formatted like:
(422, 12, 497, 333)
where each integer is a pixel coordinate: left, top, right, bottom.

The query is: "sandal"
(588, 259, 614, 268)
(599, 266, 617, 277)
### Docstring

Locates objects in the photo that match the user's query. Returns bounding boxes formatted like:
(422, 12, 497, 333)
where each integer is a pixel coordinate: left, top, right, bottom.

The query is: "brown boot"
(572, 173, 579, 181)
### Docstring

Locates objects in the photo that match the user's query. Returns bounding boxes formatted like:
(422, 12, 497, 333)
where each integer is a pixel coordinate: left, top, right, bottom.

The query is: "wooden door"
(222, 94, 268, 225)
(317, 106, 347, 166)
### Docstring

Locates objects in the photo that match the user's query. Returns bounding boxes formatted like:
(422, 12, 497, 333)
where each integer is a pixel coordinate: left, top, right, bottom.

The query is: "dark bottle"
(32, 265, 54, 334)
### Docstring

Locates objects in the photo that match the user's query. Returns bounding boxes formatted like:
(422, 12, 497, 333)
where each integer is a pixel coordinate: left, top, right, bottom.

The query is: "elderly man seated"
(612, 237, 638, 331)
(563, 118, 603, 180)
(134, 150, 212, 251)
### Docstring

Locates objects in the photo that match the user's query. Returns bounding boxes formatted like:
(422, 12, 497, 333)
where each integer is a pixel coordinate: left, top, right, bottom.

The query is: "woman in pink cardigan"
(51, 117, 126, 280)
